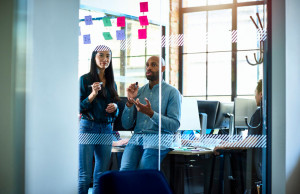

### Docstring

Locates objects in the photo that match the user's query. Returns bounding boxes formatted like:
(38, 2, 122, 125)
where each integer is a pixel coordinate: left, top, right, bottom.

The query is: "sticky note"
(139, 16, 149, 26)
(84, 15, 93, 25)
(103, 32, 113, 40)
(102, 17, 112, 27)
(138, 29, 147, 39)
(116, 30, 125, 40)
(117, 16, 126, 27)
(83, 34, 91, 44)
(140, 2, 148, 12)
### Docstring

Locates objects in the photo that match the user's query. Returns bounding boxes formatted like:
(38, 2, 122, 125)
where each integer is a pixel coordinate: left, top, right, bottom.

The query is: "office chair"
(98, 169, 173, 194)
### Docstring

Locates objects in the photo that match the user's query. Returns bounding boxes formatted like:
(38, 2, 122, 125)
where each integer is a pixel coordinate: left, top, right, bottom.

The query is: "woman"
(79, 45, 120, 194)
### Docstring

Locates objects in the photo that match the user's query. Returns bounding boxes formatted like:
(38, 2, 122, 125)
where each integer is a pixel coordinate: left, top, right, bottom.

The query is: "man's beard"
(146, 71, 159, 81)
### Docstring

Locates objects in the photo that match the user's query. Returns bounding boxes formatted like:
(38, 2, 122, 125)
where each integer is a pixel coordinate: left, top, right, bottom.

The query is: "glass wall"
(78, 0, 269, 193)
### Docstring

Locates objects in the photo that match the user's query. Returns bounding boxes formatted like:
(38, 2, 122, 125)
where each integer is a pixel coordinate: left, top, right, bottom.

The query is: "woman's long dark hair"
(90, 46, 120, 102)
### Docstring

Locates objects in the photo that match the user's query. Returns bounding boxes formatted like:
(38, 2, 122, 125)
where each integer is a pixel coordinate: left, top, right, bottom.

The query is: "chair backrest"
(234, 98, 257, 129)
(98, 169, 173, 194)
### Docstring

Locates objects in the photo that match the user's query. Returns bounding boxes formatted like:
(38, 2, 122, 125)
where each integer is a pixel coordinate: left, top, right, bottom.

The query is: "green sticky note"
(103, 32, 113, 40)
(102, 17, 112, 27)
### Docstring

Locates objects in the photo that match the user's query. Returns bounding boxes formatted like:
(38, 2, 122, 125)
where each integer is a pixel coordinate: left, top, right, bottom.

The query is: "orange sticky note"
(138, 29, 147, 39)
(117, 16, 126, 27)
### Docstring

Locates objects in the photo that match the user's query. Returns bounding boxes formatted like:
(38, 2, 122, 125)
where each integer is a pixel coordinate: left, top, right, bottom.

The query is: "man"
(120, 56, 181, 170)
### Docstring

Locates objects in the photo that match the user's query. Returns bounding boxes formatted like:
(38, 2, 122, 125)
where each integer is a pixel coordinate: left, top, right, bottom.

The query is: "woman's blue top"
(80, 73, 119, 124)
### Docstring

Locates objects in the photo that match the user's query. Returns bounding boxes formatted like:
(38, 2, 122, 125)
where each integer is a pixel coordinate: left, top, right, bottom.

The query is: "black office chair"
(98, 169, 173, 194)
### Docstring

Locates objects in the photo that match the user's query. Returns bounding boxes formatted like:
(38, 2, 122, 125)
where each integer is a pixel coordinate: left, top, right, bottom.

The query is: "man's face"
(145, 56, 160, 81)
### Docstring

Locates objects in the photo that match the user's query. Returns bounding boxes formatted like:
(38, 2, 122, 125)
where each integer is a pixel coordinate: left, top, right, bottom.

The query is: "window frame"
(179, 0, 266, 101)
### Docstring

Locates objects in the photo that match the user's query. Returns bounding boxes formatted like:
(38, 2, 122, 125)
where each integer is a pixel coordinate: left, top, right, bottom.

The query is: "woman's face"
(95, 51, 111, 69)
(255, 89, 262, 106)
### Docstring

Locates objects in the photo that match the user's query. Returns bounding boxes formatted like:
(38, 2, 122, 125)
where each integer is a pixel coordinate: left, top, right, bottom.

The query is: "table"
(162, 148, 214, 194)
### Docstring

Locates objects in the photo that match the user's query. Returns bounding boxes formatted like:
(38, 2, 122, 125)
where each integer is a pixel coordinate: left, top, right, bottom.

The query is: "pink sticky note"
(140, 2, 148, 12)
(139, 16, 149, 26)
(138, 29, 147, 39)
(117, 16, 126, 27)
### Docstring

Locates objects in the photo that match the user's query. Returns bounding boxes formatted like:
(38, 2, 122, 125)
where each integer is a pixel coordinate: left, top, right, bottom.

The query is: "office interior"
(1, 0, 300, 194)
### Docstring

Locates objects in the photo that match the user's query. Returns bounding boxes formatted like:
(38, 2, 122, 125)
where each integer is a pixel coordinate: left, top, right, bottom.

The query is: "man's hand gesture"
(132, 98, 154, 118)
(126, 83, 139, 107)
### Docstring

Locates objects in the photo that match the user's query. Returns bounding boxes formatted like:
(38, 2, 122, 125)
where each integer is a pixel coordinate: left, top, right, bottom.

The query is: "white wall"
(25, 0, 79, 193)
(272, 0, 300, 193)
(272, 0, 286, 193)
(286, 0, 300, 192)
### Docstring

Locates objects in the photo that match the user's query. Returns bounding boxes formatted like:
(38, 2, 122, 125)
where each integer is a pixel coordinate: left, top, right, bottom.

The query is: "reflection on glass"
(208, 0, 233, 6)
(182, 0, 206, 8)
(207, 52, 231, 95)
(207, 96, 232, 102)
(237, 51, 263, 95)
(183, 12, 207, 53)
(237, 5, 265, 50)
(183, 54, 206, 96)
(208, 9, 232, 52)
(238, 0, 261, 2)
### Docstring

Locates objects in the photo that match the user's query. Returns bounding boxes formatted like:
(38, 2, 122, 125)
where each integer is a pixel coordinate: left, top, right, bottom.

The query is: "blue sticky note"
(103, 32, 113, 40)
(102, 17, 112, 27)
(83, 34, 91, 44)
(116, 30, 125, 40)
(84, 15, 93, 25)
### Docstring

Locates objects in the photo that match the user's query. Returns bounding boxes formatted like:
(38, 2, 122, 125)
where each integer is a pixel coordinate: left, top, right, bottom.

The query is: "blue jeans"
(120, 144, 172, 171)
(78, 119, 112, 194)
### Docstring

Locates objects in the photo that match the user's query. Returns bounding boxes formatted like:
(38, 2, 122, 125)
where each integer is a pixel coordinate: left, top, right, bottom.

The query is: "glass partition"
(78, 2, 169, 193)
(78, 0, 269, 193)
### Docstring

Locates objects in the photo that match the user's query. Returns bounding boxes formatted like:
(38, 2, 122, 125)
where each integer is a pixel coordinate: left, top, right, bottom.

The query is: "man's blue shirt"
(121, 80, 181, 134)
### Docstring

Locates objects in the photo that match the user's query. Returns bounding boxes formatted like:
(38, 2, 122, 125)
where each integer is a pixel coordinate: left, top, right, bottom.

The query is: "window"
(180, 1, 266, 101)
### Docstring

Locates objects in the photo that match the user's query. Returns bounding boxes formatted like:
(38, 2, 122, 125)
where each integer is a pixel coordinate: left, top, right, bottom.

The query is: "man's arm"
(150, 89, 182, 133)
(121, 101, 137, 129)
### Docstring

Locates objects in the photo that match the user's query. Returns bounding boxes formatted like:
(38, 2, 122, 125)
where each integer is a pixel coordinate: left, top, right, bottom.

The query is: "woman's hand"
(106, 103, 117, 113)
(91, 82, 102, 96)
(88, 82, 102, 103)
